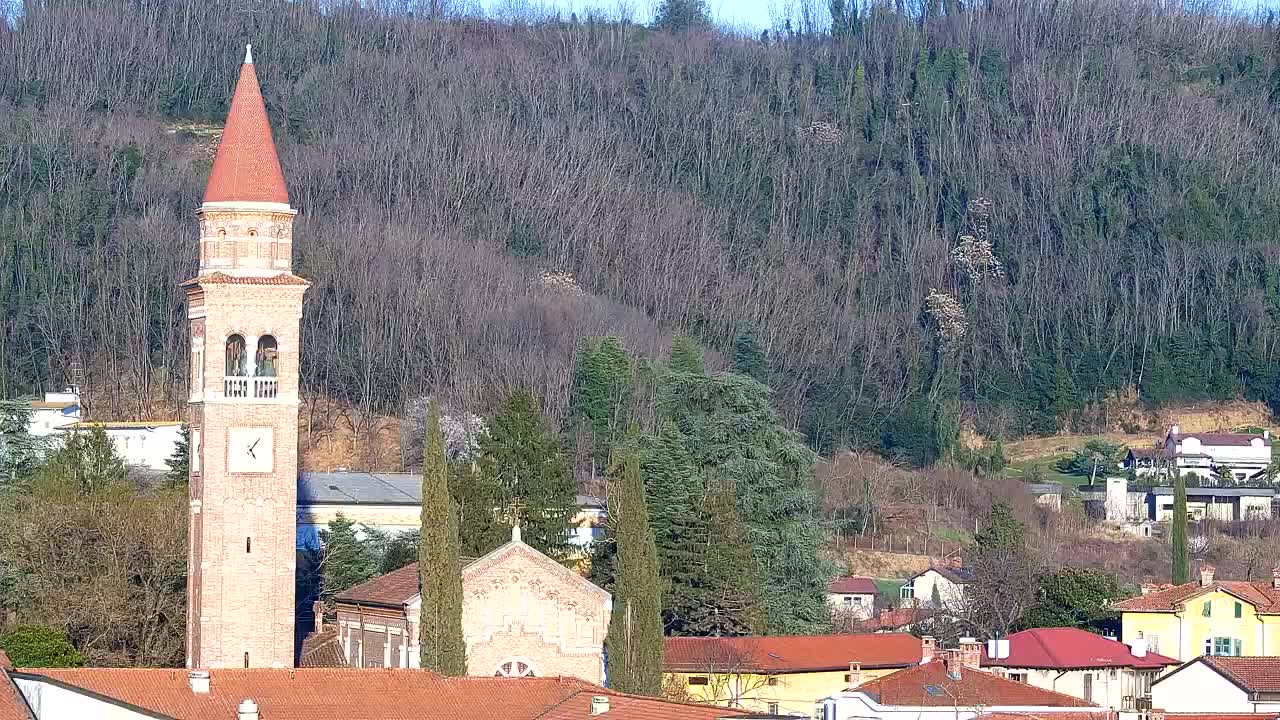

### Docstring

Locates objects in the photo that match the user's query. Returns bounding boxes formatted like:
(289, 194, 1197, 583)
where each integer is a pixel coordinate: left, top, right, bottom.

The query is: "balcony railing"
(224, 376, 279, 399)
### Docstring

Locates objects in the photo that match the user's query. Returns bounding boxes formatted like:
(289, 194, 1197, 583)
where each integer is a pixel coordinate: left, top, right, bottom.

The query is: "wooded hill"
(4, 0, 1280, 463)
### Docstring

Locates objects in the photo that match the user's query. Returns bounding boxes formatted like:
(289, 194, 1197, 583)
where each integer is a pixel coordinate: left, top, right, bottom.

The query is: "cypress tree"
(605, 436, 663, 695)
(419, 402, 466, 675)
(1172, 473, 1189, 584)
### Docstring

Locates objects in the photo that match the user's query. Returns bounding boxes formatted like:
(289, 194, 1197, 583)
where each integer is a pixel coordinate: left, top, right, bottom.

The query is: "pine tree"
(477, 391, 578, 561)
(418, 402, 466, 675)
(975, 502, 1026, 553)
(449, 460, 507, 558)
(640, 421, 703, 633)
(1172, 473, 1189, 584)
(319, 514, 377, 604)
(604, 436, 663, 695)
(165, 424, 190, 486)
(685, 474, 765, 636)
(38, 426, 126, 494)
(653, 0, 711, 31)
(668, 336, 705, 375)
(570, 336, 633, 477)
(0, 401, 46, 492)
(731, 323, 768, 384)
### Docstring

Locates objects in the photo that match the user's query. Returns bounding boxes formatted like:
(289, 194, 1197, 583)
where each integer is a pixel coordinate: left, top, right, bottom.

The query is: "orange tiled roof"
(203, 51, 289, 205)
(828, 576, 878, 594)
(854, 660, 1095, 708)
(336, 563, 421, 607)
(183, 272, 310, 287)
(0, 654, 32, 720)
(1166, 715, 1280, 720)
(298, 629, 347, 668)
(1112, 580, 1280, 614)
(1198, 656, 1280, 692)
(664, 633, 921, 673)
(15, 668, 744, 720)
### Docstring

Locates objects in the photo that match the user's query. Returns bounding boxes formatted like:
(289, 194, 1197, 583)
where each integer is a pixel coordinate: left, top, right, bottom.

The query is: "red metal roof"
(203, 51, 289, 205)
(664, 633, 921, 673)
(855, 660, 1095, 708)
(14, 669, 743, 720)
(981, 628, 1179, 670)
(828, 576, 878, 595)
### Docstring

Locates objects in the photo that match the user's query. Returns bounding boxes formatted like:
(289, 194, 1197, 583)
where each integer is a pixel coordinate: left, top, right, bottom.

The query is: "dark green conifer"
(419, 402, 466, 675)
(1172, 473, 1189, 584)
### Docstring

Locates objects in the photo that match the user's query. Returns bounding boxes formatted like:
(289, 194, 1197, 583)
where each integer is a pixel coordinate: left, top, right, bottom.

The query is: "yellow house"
(1115, 564, 1280, 661)
(663, 633, 925, 715)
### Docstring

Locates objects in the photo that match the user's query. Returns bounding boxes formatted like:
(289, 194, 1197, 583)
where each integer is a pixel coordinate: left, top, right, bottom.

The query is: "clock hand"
(248, 438, 260, 458)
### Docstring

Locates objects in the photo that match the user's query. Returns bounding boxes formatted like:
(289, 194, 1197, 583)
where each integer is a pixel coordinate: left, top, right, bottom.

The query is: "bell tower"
(185, 44, 307, 669)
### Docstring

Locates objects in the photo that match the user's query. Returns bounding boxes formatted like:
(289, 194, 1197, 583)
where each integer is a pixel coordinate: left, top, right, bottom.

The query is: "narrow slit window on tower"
(244, 652, 249, 668)
(246, 536, 251, 553)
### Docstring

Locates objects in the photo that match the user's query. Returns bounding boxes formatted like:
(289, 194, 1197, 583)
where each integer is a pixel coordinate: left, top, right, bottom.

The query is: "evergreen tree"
(449, 460, 507, 558)
(319, 514, 378, 604)
(0, 626, 84, 667)
(731, 323, 768, 384)
(653, 0, 711, 31)
(0, 401, 46, 492)
(570, 336, 633, 477)
(419, 402, 466, 675)
(975, 502, 1025, 553)
(38, 426, 126, 494)
(640, 421, 704, 633)
(1172, 473, 1189, 584)
(668, 336, 705, 375)
(604, 436, 663, 695)
(684, 473, 765, 636)
(478, 391, 578, 561)
(658, 370, 833, 634)
(165, 424, 189, 486)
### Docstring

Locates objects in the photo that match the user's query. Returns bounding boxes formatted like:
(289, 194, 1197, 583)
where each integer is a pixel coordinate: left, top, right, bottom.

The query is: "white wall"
(14, 676, 155, 720)
(1151, 661, 1251, 712)
(827, 592, 875, 619)
(27, 408, 79, 438)
(910, 570, 964, 608)
(102, 425, 183, 471)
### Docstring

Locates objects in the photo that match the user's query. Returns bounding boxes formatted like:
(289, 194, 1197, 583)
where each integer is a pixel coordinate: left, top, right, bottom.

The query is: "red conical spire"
(203, 45, 289, 205)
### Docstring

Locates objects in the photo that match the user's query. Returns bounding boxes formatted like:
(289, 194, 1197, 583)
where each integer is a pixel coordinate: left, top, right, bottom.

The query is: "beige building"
(331, 527, 610, 683)
(184, 45, 307, 669)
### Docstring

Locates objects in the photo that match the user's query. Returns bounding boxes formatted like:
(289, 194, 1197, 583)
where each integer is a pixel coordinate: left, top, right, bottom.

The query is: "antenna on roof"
(244, 43, 253, 65)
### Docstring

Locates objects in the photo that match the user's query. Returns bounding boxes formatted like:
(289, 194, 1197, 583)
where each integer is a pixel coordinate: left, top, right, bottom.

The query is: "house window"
(1202, 601, 1211, 617)
(1008, 672, 1028, 683)
(766, 676, 779, 686)
(843, 596, 853, 608)
(1235, 601, 1243, 619)
(494, 659, 535, 677)
(688, 676, 709, 686)
(1083, 673, 1093, 703)
(1207, 637, 1242, 656)
(900, 586, 914, 601)
(767, 703, 779, 714)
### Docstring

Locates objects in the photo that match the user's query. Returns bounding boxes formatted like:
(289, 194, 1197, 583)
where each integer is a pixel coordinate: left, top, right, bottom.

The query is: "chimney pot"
(920, 636, 936, 665)
(958, 637, 982, 670)
(847, 661, 863, 688)
(1151, 709, 1166, 720)
(1199, 564, 1216, 587)
(188, 670, 211, 694)
(238, 698, 259, 720)
(944, 650, 962, 680)
(313, 600, 325, 633)
(590, 695, 609, 716)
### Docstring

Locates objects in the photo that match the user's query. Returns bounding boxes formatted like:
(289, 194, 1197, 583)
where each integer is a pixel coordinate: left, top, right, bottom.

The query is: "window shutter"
(1203, 601, 1211, 617)
(1234, 639, 1243, 656)
(1235, 602, 1242, 618)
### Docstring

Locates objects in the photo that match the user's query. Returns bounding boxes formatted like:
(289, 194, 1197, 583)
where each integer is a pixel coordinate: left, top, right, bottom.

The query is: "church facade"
(330, 530, 611, 683)
(184, 45, 307, 669)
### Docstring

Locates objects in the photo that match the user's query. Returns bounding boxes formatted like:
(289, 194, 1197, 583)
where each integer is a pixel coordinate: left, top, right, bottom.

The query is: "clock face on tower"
(227, 426, 274, 474)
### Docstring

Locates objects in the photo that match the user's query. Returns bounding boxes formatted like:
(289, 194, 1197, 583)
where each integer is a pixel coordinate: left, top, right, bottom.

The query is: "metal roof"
(1149, 486, 1276, 497)
(298, 471, 604, 509)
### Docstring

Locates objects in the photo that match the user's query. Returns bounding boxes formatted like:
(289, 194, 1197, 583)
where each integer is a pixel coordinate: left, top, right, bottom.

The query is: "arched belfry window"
(494, 659, 536, 678)
(226, 334, 247, 377)
(255, 336, 278, 377)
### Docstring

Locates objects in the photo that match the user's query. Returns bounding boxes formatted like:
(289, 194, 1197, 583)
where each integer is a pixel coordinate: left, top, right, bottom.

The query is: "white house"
(25, 388, 80, 438)
(818, 642, 1105, 720)
(901, 559, 972, 608)
(1151, 655, 1280, 713)
(981, 627, 1179, 711)
(58, 421, 184, 472)
(1126, 426, 1273, 483)
(827, 576, 878, 619)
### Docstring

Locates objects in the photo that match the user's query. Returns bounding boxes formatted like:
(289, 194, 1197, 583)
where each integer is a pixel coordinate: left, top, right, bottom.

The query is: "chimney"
(1170, 425, 1180, 436)
(1200, 564, 1215, 587)
(237, 699, 259, 720)
(188, 670, 211, 694)
(1128, 637, 1148, 658)
(590, 696, 609, 716)
(921, 636, 936, 665)
(313, 600, 325, 633)
(958, 638, 982, 670)
(1150, 709, 1166, 720)
(847, 662, 863, 688)
(944, 650, 962, 680)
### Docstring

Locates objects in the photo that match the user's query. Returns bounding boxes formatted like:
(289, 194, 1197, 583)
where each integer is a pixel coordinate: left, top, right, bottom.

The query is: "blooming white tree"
(925, 289, 967, 350)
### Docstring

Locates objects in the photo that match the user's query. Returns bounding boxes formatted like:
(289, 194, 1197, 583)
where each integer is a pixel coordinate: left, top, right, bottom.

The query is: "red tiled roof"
(298, 629, 347, 668)
(1166, 715, 1280, 720)
(0, 654, 32, 720)
(828, 576, 878, 595)
(1171, 432, 1270, 447)
(336, 563, 420, 607)
(664, 633, 921, 673)
(1112, 580, 1280, 614)
(15, 669, 743, 720)
(1199, 656, 1280, 693)
(854, 607, 933, 632)
(980, 714, 1114, 720)
(981, 628, 1178, 670)
(854, 660, 1095, 708)
(203, 51, 289, 205)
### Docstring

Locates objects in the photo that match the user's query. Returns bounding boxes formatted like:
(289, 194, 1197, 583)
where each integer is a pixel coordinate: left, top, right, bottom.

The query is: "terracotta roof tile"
(203, 54, 289, 205)
(298, 629, 348, 668)
(14, 669, 739, 720)
(855, 660, 1095, 708)
(1199, 656, 1280, 693)
(980, 714, 1114, 719)
(664, 633, 921, 673)
(1165, 715, 1280, 720)
(336, 563, 421, 607)
(853, 607, 934, 632)
(0, 655, 33, 720)
(1113, 581, 1280, 614)
(183, 272, 310, 287)
(828, 576, 878, 594)
(981, 628, 1179, 670)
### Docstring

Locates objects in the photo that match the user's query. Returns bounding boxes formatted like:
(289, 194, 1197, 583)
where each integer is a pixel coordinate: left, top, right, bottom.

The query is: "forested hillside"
(5, 0, 1280, 462)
